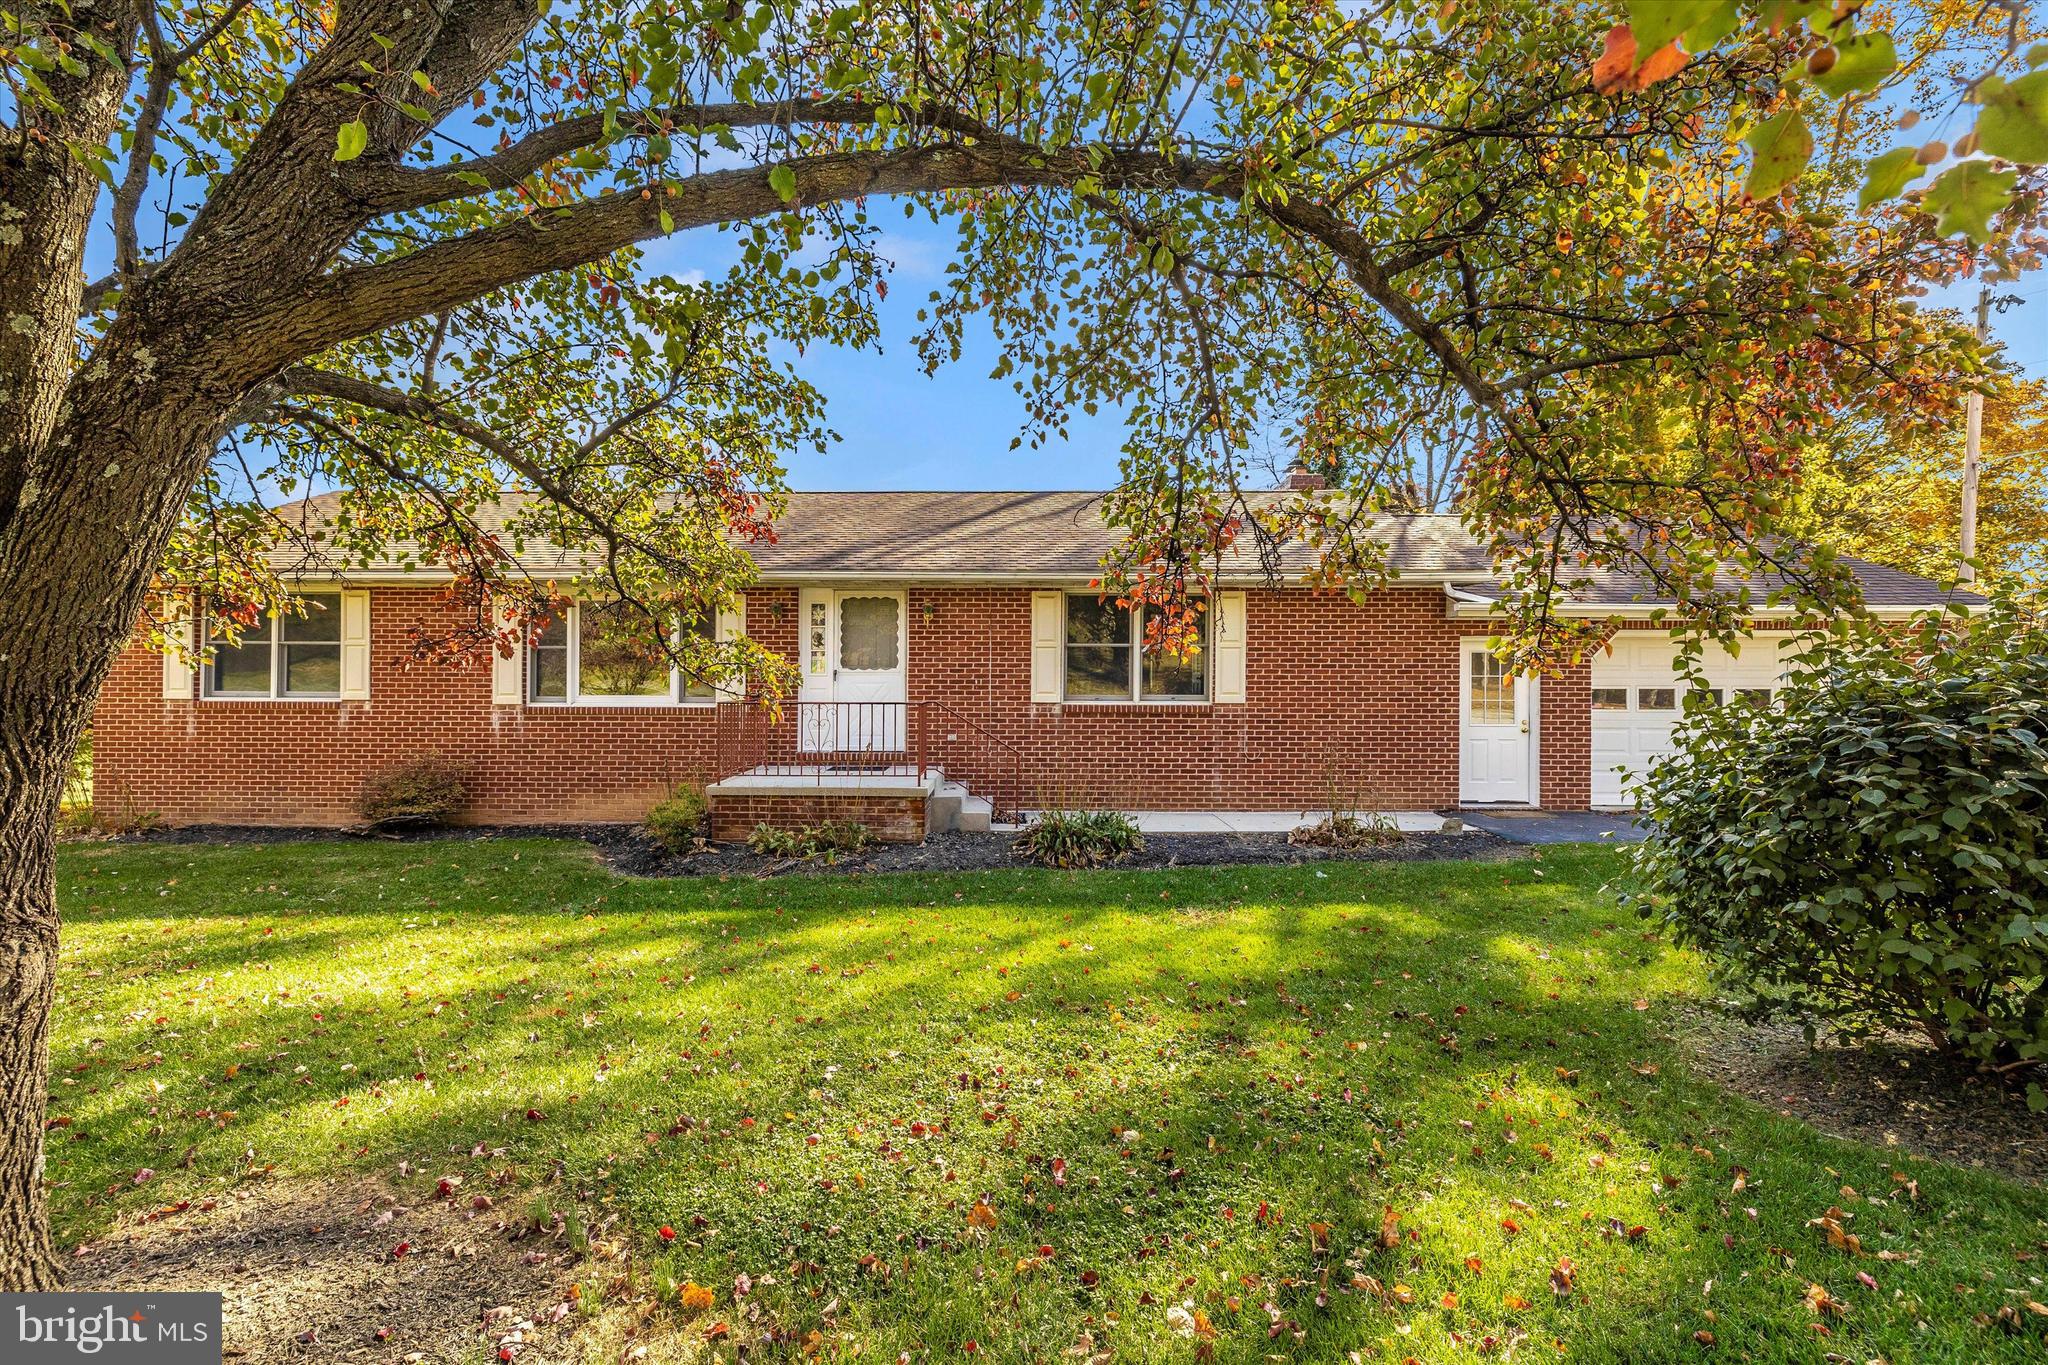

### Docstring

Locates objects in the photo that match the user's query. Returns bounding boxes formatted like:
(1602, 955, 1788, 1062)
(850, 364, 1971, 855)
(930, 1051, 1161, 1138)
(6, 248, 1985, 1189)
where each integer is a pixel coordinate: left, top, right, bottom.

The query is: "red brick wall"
(91, 583, 1595, 827)
(910, 585, 1510, 811)
(92, 587, 725, 826)
(708, 793, 926, 844)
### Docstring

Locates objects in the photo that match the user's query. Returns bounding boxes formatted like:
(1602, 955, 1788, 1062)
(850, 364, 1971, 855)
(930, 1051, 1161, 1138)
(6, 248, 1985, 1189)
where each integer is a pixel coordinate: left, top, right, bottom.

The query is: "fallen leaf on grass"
(1550, 1257, 1576, 1297)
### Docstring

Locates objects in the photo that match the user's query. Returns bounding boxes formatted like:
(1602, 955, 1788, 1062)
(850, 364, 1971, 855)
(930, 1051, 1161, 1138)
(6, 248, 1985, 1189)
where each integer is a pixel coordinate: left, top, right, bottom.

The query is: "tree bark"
(0, 721, 67, 1290)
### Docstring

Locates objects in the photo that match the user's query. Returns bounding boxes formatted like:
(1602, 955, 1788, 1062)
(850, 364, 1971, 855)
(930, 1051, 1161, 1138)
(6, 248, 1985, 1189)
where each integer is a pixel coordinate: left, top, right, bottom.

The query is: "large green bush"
(1628, 604, 2048, 1102)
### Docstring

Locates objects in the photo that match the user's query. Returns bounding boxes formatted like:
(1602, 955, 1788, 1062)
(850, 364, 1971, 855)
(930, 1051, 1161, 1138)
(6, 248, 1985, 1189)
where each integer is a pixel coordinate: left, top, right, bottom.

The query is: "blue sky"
(639, 217, 1139, 492)
(642, 218, 2048, 495)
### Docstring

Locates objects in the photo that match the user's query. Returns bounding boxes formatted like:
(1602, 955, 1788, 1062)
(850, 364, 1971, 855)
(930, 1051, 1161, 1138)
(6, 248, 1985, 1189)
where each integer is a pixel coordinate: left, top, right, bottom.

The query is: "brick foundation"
(91, 583, 1600, 828)
(707, 791, 928, 844)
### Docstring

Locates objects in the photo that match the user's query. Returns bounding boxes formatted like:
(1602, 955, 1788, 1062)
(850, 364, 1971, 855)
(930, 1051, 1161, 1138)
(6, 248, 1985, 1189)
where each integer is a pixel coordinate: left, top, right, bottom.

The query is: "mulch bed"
(94, 821, 1528, 877)
(1679, 1007, 2048, 1187)
(596, 826, 1528, 877)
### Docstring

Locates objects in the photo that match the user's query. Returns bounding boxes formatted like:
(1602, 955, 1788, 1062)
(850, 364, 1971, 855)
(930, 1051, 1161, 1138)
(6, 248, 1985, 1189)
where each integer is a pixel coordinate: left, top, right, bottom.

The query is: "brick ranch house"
(92, 489, 1971, 840)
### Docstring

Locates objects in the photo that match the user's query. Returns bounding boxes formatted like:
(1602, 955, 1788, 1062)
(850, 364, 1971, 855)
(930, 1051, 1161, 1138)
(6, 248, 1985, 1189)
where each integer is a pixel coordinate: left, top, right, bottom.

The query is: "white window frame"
(201, 593, 344, 701)
(526, 601, 721, 707)
(1060, 592, 1210, 704)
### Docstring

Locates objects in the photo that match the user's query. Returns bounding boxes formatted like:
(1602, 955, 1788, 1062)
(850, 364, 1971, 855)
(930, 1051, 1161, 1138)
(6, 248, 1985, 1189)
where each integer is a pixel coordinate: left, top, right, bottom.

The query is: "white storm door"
(797, 589, 906, 753)
(1459, 645, 1533, 804)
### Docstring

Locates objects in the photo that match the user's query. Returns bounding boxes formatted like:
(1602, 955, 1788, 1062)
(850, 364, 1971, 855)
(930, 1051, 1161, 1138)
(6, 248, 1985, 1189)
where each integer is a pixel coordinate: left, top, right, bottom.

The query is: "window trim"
(200, 595, 344, 702)
(526, 600, 721, 708)
(1060, 592, 1210, 705)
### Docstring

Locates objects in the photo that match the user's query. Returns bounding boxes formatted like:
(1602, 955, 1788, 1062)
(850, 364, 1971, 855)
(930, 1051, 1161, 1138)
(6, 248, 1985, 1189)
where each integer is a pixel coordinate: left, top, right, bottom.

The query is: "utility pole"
(1959, 285, 1988, 583)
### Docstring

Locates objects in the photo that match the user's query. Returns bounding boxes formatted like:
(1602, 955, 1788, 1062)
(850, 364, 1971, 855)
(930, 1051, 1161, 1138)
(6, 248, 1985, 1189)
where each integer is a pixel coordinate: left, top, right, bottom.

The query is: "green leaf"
(1624, 0, 1724, 56)
(658, 208, 675, 235)
(1743, 108, 1813, 201)
(1755, 0, 1828, 32)
(1975, 71, 2048, 164)
(1681, 2, 1744, 51)
(1857, 146, 1925, 207)
(1814, 32, 1896, 97)
(334, 118, 368, 162)
(1922, 161, 2018, 242)
(768, 163, 798, 204)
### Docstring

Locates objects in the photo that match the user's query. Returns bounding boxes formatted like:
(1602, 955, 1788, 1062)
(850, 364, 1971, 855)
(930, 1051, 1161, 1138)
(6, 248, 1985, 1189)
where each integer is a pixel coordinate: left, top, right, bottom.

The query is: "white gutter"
(1439, 584, 1964, 620)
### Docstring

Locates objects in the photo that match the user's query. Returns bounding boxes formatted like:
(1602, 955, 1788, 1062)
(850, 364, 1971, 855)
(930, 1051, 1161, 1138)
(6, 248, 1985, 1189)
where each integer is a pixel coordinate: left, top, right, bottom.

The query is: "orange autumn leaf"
(1550, 1256, 1577, 1297)
(1504, 1293, 1533, 1311)
(679, 1282, 716, 1313)
(1590, 24, 1635, 94)
(1464, 1255, 1484, 1274)
(1440, 1291, 1459, 1310)
(966, 1199, 999, 1229)
(1804, 1282, 1844, 1317)
(1378, 1205, 1402, 1250)
(1630, 41, 1688, 90)
(1309, 1221, 1333, 1250)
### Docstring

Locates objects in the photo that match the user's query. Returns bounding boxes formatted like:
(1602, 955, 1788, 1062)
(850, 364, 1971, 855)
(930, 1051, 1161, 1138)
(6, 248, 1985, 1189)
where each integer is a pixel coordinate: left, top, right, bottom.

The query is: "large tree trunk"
(0, 725, 71, 1290)
(0, 399, 226, 1288)
(0, 0, 142, 1292)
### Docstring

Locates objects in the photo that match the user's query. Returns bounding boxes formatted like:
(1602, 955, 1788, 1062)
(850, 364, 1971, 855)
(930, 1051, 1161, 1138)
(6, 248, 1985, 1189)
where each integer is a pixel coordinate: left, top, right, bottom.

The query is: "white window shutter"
(715, 599, 747, 701)
(490, 614, 524, 705)
(338, 589, 371, 699)
(1213, 590, 1247, 704)
(1030, 591, 1064, 703)
(161, 595, 195, 700)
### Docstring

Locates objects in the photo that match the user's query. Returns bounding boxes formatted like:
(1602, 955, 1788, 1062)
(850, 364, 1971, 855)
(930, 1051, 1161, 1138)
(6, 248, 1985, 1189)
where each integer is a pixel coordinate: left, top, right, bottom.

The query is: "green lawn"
(50, 840, 2048, 1362)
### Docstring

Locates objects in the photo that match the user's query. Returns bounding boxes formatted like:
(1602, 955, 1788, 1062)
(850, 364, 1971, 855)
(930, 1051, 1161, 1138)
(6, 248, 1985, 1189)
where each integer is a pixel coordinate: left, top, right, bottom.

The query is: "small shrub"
(746, 820, 873, 861)
(1289, 811, 1401, 849)
(358, 755, 467, 828)
(1013, 809, 1145, 868)
(1627, 602, 2048, 1102)
(646, 784, 709, 853)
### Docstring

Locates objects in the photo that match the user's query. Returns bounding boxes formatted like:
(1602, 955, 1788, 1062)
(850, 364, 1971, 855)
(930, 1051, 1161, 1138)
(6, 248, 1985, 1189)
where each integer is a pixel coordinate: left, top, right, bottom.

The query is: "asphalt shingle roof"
(262, 489, 1973, 609)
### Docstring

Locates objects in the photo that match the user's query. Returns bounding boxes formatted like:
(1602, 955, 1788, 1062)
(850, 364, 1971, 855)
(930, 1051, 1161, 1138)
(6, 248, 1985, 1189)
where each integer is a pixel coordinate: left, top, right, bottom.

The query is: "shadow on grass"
(50, 839, 2048, 1365)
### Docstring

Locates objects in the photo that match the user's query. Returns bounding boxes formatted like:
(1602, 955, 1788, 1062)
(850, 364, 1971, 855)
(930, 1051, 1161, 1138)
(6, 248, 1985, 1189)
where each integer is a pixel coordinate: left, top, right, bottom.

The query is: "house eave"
(1439, 587, 1959, 621)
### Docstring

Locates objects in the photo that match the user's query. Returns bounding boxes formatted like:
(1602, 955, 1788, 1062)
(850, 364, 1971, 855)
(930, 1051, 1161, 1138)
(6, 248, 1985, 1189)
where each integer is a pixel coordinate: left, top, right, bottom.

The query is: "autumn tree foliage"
(1799, 373, 2048, 584)
(1, 0, 2045, 1286)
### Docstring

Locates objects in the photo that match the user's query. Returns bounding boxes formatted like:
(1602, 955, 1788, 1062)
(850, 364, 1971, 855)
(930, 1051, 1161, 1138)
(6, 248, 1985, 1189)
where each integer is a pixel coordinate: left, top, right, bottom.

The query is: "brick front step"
(706, 769, 940, 843)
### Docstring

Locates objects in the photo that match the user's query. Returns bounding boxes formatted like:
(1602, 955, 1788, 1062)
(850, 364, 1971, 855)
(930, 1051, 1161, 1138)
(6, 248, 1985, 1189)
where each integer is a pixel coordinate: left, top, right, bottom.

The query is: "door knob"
(1519, 720, 1529, 733)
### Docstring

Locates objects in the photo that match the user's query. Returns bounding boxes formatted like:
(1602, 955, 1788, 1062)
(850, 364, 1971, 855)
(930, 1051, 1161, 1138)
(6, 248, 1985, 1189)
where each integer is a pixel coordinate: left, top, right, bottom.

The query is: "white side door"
(1459, 645, 1534, 804)
(797, 589, 907, 753)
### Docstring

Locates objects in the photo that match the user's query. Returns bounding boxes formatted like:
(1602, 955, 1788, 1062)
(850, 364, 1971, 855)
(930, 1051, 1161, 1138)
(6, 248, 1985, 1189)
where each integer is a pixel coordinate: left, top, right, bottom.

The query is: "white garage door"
(1591, 634, 1793, 807)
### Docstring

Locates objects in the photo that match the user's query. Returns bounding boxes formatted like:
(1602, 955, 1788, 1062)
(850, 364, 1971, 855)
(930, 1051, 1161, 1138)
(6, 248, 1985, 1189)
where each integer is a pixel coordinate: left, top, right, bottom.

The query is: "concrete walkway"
(1457, 811, 1647, 844)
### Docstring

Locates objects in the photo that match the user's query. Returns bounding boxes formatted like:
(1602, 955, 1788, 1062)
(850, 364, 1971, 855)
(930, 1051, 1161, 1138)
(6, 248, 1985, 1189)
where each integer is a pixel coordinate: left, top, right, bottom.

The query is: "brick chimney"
(1282, 458, 1327, 492)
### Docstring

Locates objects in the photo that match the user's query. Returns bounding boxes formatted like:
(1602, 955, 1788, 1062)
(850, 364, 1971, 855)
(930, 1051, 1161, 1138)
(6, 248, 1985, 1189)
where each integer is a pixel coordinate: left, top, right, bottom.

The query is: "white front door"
(1459, 645, 1534, 804)
(798, 589, 908, 753)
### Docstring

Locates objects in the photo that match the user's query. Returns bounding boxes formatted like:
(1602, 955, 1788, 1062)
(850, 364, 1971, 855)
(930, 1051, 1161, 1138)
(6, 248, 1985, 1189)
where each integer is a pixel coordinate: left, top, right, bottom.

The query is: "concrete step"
(933, 781, 993, 834)
(925, 785, 962, 837)
(954, 795, 993, 834)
